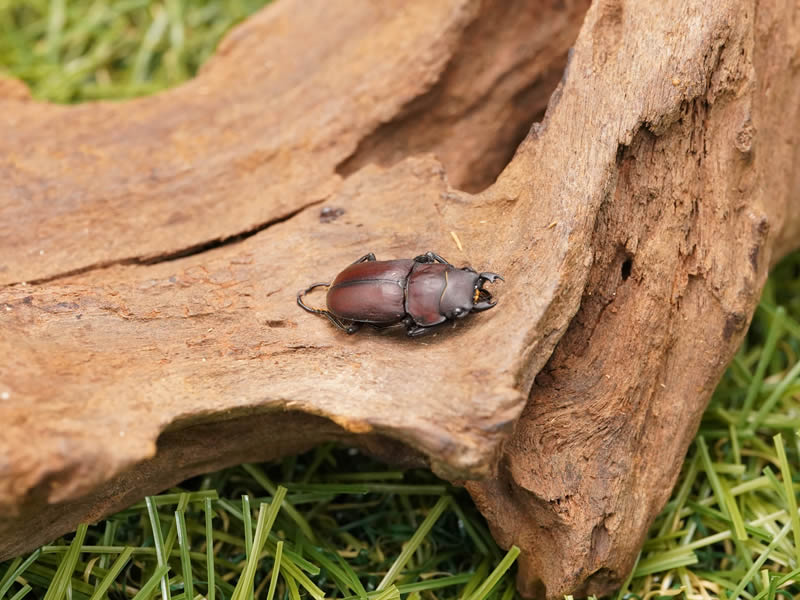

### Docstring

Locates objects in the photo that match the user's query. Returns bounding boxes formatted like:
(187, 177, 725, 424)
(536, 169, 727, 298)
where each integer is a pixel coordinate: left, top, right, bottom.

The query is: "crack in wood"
(1, 200, 323, 289)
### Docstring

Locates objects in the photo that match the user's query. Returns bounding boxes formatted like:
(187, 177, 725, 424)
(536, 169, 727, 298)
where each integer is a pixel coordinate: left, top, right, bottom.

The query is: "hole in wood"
(621, 258, 632, 281)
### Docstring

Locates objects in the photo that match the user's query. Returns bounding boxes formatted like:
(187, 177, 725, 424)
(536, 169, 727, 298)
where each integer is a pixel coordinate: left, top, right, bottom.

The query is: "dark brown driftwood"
(1, 0, 799, 598)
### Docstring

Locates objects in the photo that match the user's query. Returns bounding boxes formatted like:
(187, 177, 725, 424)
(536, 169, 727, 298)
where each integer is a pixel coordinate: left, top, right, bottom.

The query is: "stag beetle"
(297, 251, 503, 337)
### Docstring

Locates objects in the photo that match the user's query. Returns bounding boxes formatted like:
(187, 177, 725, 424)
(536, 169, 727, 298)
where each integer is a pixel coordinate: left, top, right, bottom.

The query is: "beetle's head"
(440, 267, 504, 319)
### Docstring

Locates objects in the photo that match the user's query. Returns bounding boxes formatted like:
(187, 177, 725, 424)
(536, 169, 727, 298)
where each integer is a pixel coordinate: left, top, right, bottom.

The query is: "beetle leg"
(405, 322, 432, 337)
(297, 283, 358, 332)
(311, 310, 355, 332)
(478, 272, 504, 283)
(408, 326, 433, 337)
(345, 322, 363, 335)
(307, 306, 353, 332)
(351, 252, 377, 265)
(414, 251, 452, 265)
(325, 314, 352, 332)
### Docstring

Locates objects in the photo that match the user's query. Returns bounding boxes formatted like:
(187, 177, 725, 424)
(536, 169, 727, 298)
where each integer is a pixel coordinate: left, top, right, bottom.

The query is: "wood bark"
(1, 0, 799, 598)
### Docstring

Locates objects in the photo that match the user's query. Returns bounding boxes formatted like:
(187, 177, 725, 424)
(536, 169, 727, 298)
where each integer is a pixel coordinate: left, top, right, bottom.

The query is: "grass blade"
(87, 547, 133, 600)
(285, 573, 301, 600)
(278, 556, 325, 600)
(397, 574, 474, 595)
(450, 501, 490, 557)
(499, 583, 515, 600)
(130, 4, 168, 82)
(634, 550, 698, 577)
(263, 537, 319, 575)
(460, 561, 489, 600)
(615, 552, 641, 600)
(465, 546, 520, 600)
(302, 543, 365, 597)
(265, 541, 283, 600)
(738, 306, 785, 425)
(750, 359, 800, 431)
(42, 524, 87, 600)
(720, 478, 748, 541)
(163, 493, 191, 561)
(759, 303, 800, 340)
(7, 586, 31, 600)
(97, 521, 118, 572)
(377, 496, 450, 590)
(243, 464, 317, 543)
(131, 565, 171, 600)
(176, 510, 194, 600)
(373, 586, 400, 600)
(658, 454, 699, 536)
(338, 575, 476, 600)
(697, 436, 728, 516)
(241, 495, 254, 600)
(0, 558, 23, 600)
(45, 0, 66, 61)
(729, 522, 792, 600)
(128, 491, 218, 510)
(205, 498, 216, 600)
(145, 496, 171, 600)
(773, 434, 800, 567)
(231, 505, 269, 600)
(217, 499, 244, 521)
(231, 487, 287, 600)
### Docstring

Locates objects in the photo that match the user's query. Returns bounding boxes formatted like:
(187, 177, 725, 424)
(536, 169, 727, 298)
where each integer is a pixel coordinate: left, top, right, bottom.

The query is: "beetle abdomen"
(326, 259, 413, 324)
(405, 263, 448, 326)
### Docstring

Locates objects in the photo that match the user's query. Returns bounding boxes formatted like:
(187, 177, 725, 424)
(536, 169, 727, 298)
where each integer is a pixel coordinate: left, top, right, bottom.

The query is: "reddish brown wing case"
(326, 259, 414, 324)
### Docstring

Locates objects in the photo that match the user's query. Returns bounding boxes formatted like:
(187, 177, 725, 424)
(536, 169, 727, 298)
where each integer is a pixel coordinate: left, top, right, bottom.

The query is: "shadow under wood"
(336, 0, 590, 192)
(0, 411, 429, 561)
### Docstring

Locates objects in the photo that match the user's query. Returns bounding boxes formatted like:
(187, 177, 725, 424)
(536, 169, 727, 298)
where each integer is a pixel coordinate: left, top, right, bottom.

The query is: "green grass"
(2, 2, 800, 598)
(0, 453, 519, 600)
(0, 0, 270, 103)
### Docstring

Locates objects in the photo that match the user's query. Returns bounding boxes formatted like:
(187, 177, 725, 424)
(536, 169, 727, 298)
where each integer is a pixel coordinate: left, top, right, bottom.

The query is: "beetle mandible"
(296, 251, 503, 337)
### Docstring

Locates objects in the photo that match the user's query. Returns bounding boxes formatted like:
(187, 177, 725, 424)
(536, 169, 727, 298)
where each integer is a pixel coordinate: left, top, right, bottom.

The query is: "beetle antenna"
(296, 283, 352, 332)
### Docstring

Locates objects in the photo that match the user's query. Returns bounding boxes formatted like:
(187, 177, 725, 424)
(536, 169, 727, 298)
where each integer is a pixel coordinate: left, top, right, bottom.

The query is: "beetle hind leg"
(317, 310, 361, 333)
(297, 283, 360, 333)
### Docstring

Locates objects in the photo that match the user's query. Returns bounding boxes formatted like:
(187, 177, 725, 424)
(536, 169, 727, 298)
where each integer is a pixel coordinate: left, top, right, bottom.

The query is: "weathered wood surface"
(1, 0, 799, 598)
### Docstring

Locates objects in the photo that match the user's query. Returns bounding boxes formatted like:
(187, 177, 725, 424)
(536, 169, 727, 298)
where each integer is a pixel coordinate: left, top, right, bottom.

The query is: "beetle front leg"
(350, 252, 377, 265)
(413, 251, 452, 266)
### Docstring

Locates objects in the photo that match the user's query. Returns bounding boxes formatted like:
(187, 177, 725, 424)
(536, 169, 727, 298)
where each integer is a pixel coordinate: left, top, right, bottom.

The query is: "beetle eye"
(452, 308, 464, 317)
